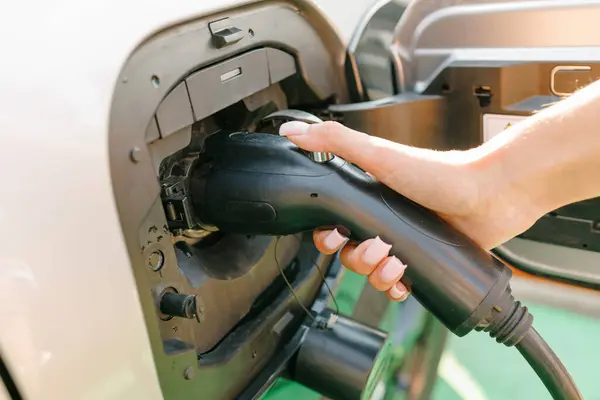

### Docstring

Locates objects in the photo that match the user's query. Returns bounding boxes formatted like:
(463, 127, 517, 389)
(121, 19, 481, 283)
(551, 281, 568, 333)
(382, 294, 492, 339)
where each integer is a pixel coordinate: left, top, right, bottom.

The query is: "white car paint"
(0, 0, 379, 399)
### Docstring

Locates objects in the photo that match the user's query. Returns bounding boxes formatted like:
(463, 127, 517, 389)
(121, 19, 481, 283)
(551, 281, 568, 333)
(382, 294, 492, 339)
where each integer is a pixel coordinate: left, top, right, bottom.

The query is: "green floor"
(432, 302, 600, 400)
(262, 266, 600, 400)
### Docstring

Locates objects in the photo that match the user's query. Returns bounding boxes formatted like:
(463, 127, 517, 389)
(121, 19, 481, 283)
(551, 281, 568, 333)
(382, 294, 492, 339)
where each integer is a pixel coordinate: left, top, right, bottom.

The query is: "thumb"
(279, 120, 390, 176)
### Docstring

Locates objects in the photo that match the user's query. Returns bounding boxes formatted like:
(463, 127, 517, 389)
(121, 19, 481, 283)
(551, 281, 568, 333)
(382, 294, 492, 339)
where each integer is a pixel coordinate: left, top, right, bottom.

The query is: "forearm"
(280, 85, 600, 248)
(468, 79, 600, 220)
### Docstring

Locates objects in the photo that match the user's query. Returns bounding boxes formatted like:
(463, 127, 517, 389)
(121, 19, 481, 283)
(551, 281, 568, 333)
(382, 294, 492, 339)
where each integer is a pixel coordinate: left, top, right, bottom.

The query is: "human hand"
(279, 121, 541, 301)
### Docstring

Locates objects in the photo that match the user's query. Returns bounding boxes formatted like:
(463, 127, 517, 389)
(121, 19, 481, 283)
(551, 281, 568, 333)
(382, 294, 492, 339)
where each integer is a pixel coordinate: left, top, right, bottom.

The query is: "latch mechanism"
(208, 18, 245, 49)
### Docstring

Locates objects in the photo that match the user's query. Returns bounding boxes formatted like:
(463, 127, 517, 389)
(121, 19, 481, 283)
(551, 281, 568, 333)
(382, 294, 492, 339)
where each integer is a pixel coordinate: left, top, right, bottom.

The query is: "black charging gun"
(190, 111, 581, 400)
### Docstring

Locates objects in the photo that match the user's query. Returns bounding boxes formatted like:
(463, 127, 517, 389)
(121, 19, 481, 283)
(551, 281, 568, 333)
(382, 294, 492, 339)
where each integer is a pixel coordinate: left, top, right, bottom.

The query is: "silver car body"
(3, 0, 600, 399)
(0, 1, 381, 399)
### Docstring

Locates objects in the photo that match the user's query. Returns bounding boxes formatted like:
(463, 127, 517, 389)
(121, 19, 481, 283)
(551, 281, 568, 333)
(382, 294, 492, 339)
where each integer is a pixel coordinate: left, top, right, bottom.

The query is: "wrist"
(461, 148, 544, 244)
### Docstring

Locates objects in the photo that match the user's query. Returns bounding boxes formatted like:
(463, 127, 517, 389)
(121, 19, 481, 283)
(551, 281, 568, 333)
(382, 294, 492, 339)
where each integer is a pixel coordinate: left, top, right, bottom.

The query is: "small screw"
(122, 77, 128, 83)
(148, 250, 165, 271)
(183, 366, 194, 380)
(193, 295, 205, 323)
(172, 326, 178, 332)
(248, 29, 255, 38)
(130, 147, 142, 163)
(151, 75, 160, 88)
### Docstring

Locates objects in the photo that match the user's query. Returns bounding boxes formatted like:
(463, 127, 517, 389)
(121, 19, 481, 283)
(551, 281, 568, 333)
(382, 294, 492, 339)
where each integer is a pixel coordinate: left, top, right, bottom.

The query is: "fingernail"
(379, 256, 407, 283)
(389, 283, 409, 300)
(323, 229, 347, 250)
(280, 121, 310, 136)
(363, 236, 392, 266)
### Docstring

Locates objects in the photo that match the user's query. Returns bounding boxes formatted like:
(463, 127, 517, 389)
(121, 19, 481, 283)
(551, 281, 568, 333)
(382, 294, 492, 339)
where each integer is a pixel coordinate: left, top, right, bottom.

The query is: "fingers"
(339, 237, 390, 276)
(313, 231, 411, 302)
(279, 120, 366, 153)
(279, 121, 395, 179)
(368, 256, 407, 292)
(387, 281, 410, 302)
(313, 228, 348, 255)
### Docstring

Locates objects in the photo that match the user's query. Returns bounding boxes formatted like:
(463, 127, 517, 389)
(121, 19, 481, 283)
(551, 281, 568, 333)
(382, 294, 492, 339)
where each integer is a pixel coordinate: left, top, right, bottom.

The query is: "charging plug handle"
(193, 131, 520, 336)
(190, 130, 581, 400)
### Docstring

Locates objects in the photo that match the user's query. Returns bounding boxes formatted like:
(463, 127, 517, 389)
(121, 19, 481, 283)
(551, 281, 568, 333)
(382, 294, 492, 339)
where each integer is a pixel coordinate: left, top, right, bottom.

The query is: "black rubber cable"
(516, 327, 582, 400)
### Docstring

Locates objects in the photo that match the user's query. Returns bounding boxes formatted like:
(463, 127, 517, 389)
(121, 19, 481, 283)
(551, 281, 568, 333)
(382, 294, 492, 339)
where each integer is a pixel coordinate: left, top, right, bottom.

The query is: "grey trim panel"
(266, 48, 296, 84)
(149, 127, 192, 172)
(156, 82, 195, 139)
(186, 49, 271, 121)
(152, 47, 297, 143)
(496, 238, 600, 285)
(188, 47, 296, 122)
(392, 0, 600, 91)
(145, 116, 161, 143)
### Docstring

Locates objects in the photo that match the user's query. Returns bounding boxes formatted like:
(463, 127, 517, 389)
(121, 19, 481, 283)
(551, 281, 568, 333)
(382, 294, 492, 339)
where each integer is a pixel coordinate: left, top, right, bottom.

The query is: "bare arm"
(279, 80, 600, 301)
(469, 79, 600, 218)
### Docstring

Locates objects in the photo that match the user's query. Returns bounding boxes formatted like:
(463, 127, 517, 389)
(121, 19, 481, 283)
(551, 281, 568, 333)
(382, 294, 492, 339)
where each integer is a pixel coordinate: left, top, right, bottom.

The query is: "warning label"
(482, 114, 528, 142)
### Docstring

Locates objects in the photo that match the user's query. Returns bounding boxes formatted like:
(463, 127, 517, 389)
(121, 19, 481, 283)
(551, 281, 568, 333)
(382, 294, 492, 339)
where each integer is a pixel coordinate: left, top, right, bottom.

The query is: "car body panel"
(2, 0, 599, 399)
(0, 1, 377, 399)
